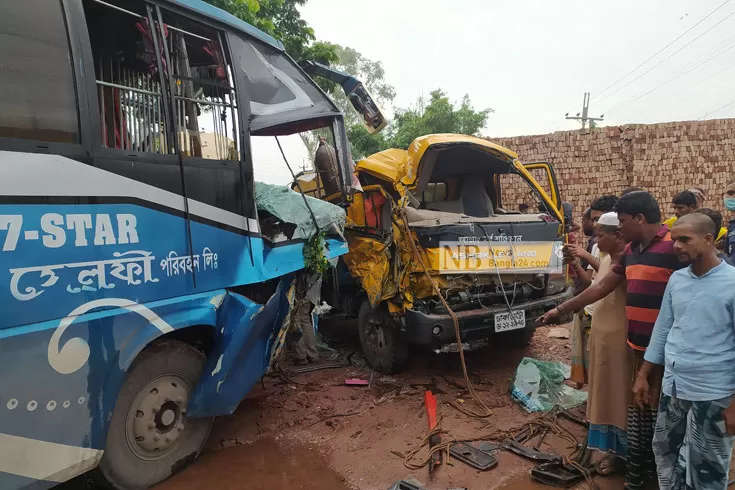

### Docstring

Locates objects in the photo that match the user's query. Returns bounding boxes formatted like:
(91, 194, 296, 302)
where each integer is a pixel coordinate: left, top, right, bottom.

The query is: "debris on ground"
(449, 441, 498, 470)
(156, 323, 631, 490)
(345, 379, 369, 386)
(387, 479, 425, 490)
(510, 357, 588, 412)
(546, 327, 570, 339)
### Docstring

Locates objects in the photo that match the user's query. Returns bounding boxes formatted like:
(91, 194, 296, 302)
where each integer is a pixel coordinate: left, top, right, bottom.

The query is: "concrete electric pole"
(565, 92, 604, 129)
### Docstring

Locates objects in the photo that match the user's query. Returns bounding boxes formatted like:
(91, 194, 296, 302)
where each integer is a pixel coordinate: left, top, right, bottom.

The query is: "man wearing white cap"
(583, 212, 633, 475)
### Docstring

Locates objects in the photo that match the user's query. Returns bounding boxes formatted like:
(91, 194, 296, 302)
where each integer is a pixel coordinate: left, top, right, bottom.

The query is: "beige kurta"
(586, 254, 632, 431)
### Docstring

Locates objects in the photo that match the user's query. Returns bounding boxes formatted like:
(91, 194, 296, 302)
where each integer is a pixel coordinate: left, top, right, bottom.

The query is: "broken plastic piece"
(531, 444, 594, 488)
(502, 439, 560, 462)
(531, 456, 595, 488)
(344, 378, 369, 386)
(472, 441, 500, 454)
(387, 480, 425, 490)
(449, 442, 498, 471)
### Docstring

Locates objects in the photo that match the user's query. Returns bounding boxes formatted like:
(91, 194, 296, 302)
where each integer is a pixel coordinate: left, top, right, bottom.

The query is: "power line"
(634, 34, 735, 118)
(657, 31, 735, 80)
(596, 4, 735, 105)
(594, 0, 732, 100)
(699, 98, 735, 119)
(634, 63, 735, 118)
(603, 38, 735, 115)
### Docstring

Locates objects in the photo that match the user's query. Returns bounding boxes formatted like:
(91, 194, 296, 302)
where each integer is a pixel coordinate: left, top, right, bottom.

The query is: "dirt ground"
(155, 319, 628, 490)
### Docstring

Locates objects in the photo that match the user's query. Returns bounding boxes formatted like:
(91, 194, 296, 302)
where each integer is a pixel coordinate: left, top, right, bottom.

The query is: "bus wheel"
(358, 300, 408, 375)
(97, 340, 213, 489)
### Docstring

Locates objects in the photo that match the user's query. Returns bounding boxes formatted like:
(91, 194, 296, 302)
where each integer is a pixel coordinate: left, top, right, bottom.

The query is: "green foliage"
(349, 90, 493, 159)
(347, 124, 388, 157)
(203, 0, 338, 65)
(303, 231, 330, 274)
(203, 1, 493, 164)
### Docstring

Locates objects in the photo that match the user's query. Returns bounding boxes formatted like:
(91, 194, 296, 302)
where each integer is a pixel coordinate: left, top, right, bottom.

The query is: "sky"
(301, 0, 735, 136)
(253, 0, 735, 184)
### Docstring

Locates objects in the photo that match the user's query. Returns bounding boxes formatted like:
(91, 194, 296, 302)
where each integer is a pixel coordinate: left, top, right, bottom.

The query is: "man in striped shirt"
(540, 191, 684, 489)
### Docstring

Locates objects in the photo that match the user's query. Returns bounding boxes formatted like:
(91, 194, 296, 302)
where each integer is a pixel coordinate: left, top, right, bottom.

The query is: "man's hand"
(567, 244, 594, 263)
(565, 243, 585, 257)
(632, 374, 650, 410)
(537, 307, 562, 325)
(722, 401, 735, 435)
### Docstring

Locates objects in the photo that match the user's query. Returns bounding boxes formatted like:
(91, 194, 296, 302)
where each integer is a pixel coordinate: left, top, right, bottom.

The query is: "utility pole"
(566, 92, 604, 129)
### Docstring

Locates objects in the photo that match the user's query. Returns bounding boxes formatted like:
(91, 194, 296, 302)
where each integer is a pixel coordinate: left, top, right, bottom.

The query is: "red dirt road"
(156, 322, 629, 490)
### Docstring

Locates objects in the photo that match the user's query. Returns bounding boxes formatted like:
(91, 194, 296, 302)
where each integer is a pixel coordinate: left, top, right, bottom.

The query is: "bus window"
(82, 0, 170, 153)
(157, 9, 241, 161)
(0, 0, 79, 143)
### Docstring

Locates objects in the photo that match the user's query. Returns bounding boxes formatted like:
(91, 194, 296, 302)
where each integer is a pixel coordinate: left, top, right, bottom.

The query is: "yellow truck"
(296, 134, 573, 373)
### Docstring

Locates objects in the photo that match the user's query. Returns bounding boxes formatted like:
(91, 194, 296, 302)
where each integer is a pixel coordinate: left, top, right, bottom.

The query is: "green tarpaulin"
(255, 182, 346, 240)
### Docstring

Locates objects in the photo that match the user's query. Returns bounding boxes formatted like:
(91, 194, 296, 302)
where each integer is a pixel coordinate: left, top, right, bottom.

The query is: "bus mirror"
(298, 60, 387, 134)
(346, 83, 387, 134)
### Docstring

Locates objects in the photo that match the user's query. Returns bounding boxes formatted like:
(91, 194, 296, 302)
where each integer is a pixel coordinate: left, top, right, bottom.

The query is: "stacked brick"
(489, 118, 735, 219)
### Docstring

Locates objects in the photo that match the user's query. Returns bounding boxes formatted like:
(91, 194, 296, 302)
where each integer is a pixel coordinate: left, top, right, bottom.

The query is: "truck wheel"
(358, 300, 408, 374)
(503, 325, 536, 348)
(97, 340, 213, 489)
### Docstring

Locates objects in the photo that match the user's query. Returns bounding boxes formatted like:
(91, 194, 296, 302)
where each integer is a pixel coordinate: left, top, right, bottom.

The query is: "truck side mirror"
(561, 202, 574, 230)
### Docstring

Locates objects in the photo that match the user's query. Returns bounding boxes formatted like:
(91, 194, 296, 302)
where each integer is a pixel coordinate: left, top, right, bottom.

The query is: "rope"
(397, 209, 596, 488)
(402, 422, 515, 471)
(402, 405, 598, 490)
(399, 209, 493, 419)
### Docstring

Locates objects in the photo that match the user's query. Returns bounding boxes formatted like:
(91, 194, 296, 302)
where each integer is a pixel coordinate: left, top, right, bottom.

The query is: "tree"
(203, 0, 338, 65)
(348, 90, 493, 159)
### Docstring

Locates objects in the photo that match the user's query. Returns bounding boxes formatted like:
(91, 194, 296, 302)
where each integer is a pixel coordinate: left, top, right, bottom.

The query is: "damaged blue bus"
(0, 0, 378, 488)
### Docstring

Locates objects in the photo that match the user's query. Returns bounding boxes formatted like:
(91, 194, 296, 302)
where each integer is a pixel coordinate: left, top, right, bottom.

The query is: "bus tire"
(358, 300, 408, 374)
(97, 340, 213, 489)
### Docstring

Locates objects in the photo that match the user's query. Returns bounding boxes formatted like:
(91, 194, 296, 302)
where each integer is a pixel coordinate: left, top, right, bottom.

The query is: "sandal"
(595, 456, 623, 476)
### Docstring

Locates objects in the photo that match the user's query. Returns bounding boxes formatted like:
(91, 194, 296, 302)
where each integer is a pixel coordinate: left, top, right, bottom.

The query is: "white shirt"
(584, 243, 601, 316)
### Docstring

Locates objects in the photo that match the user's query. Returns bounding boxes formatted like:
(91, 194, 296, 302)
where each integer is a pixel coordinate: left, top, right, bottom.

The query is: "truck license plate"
(494, 310, 526, 333)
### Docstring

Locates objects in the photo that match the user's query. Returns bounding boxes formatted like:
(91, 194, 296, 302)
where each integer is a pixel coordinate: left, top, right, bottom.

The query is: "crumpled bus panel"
(188, 276, 293, 417)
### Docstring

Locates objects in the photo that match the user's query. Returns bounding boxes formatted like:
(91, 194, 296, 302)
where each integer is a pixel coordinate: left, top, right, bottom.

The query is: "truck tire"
(96, 340, 213, 489)
(358, 300, 408, 374)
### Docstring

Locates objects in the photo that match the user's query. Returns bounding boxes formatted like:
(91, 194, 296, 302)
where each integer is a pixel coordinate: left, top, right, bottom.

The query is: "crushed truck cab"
(296, 134, 573, 373)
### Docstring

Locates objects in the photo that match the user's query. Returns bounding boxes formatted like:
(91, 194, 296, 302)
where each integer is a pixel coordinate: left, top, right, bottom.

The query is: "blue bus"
(0, 1, 378, 488)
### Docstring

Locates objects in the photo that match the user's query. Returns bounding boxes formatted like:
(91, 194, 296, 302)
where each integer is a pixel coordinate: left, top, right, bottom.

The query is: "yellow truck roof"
(356, 133, 518, 186)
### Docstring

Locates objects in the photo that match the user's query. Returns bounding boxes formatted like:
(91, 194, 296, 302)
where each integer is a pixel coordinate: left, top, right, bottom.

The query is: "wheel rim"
(125, 374, 192, 461)
(364, 312, 390, 357)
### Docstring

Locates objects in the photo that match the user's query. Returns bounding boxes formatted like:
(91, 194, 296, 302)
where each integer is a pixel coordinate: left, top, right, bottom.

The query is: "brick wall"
(491, 119, 735, 219)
